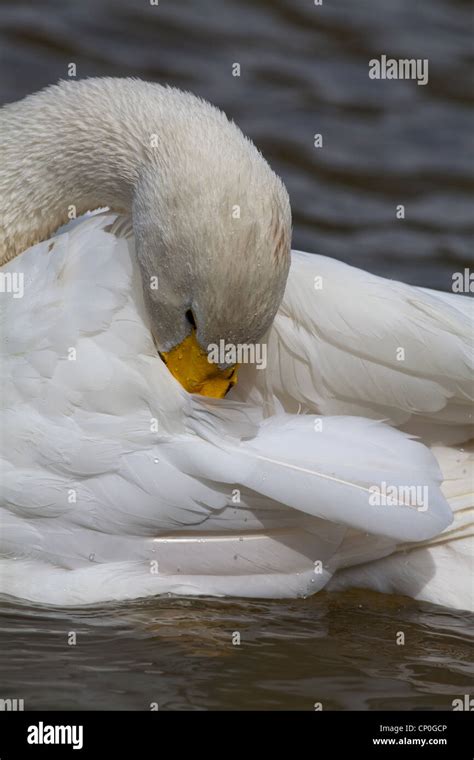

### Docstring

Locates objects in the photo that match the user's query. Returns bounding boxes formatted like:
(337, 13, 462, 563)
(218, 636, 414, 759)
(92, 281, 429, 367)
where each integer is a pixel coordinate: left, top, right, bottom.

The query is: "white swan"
(0, 78, 472, 609)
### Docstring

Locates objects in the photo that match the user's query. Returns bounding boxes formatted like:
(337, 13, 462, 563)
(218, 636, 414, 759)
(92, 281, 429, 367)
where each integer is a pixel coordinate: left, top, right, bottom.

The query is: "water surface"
(1, 591, 473, 710)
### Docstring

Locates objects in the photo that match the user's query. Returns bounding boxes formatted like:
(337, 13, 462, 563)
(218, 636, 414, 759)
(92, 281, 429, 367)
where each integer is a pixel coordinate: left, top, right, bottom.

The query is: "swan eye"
(185, 309, 196, 329)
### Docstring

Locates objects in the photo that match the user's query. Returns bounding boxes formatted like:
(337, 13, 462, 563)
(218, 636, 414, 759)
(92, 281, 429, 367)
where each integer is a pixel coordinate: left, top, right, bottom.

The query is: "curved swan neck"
(0, 77, 292, 358)
(0, 77, 261, 264)
(0, 80, 140, 262)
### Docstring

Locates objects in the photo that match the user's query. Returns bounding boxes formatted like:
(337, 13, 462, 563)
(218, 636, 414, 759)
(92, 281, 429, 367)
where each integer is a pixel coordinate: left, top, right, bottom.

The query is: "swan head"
(0, 78, 291, 398)
(133, 127, 291, 398)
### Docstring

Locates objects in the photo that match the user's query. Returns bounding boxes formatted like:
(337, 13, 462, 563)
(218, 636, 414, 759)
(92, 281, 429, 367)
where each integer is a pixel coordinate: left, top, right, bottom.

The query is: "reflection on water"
(1, 591, 472, 710)
(0, 0, 472, 710)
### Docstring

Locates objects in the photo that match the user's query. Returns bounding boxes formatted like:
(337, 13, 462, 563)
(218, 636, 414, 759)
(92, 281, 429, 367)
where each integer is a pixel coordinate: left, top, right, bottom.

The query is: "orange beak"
(161, 331, 238, 398)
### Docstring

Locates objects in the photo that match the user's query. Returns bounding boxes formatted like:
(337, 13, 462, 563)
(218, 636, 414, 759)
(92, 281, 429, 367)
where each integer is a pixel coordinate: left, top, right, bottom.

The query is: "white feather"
(0, 213, 471, 609)
(237, 251, 473, 444)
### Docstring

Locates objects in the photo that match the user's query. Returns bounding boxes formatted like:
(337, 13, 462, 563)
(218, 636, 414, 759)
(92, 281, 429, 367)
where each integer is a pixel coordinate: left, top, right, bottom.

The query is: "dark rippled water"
(1, 591, 473, 711)
(0, 0, 472, 710)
